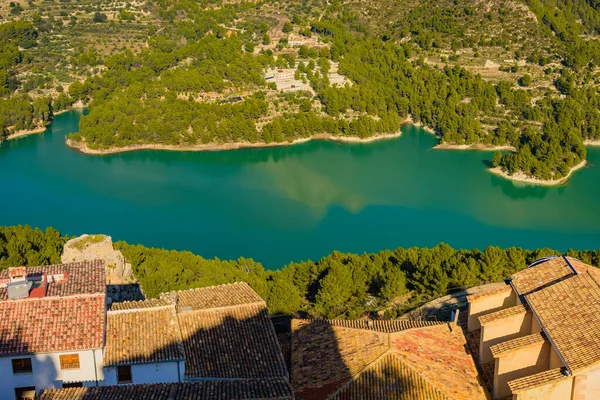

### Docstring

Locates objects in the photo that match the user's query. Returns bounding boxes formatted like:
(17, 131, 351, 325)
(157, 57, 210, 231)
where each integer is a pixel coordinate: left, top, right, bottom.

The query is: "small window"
(60, 354, 80, 370)
(62, 382, 83, 388)
(12, 358, 32, 374)
(15, 386, 36, 400)
(117, 365, 132, 384)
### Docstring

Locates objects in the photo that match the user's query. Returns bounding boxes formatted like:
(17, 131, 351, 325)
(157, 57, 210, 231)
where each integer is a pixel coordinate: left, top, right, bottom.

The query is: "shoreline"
(489, 160, 587, 186)
(7, 125, 47, 141)
(6, 105, 86, 141)
(434, 142, 516, 152)
(66, 131, 403, 155)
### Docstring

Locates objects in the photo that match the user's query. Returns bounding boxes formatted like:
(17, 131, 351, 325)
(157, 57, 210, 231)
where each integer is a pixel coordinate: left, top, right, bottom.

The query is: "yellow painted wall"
(494, 341, 550, 399)
(468, 289, 516, 332)
(572, 365, 600, 400)
(480, 311, 532, 364)
(515, 377, 573, 400)
(548, 347, 563, 369)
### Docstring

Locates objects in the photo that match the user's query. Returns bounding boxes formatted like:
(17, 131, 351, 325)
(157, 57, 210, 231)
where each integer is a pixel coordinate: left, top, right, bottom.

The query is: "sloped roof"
(0, 261, 105, 300)
(178, 303, 287, 379)
(329, 353, 449, 400)
(391, 324, 488, 400)
(0, 294, 105, 355)
(104, 300, 184, 366)
(291, 319, 390, 398)
(507, 368, 568, 393)
(511, 256, 600, 373)
(38, 379, 294, 400)
(308, 318, 444, 333)
(291, 319, 487, 400)
(163, 282, 264, 312)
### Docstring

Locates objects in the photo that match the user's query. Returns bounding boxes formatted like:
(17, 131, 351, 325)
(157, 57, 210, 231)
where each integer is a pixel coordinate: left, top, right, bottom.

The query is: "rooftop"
(38, 379, 294, 400)
(0, 261, 106, 355)
(507, 368, 568, 393)
(510, 256, 600, 373)
(0, 260, 105, 299)
(490, 333, 546, 358)
(104, 300, 184, 366)
(178, 303, 287, 379)
(0, 294, 105, 355)
(105, 282, 289, 384)
(163, 282, 265, 312)
(291, 319, 487, 400)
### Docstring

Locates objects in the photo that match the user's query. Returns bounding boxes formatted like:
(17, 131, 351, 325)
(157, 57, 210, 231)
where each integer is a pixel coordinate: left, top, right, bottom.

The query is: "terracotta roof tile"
(109, 298, 172, 311)
(178, 303, 287, 379)
(466, 286, 511, 302)
(511, 256, 573, 295)
(391, 324, 487, 400)
(0, 261, 105, 300)
(304, 318, 445, 333)
(163, 282, 264, 312)
(0, 294, 105, 355)
(291, 319, 390, 398)
(490, 333, 546, 358)
(38, 379, 294, 399)
(525, 271, 600, 372)
(507, 368, 567, 393)
(104, 302, 184, 366)
(330, 352, 450, 400)
(291, 319, 487, 400)
(478, 304, 527, 325)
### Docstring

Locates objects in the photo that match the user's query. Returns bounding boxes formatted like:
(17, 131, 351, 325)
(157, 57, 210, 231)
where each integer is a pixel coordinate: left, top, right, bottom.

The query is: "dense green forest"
(2, 225, 599, 319)
(2, 0, 600, 181)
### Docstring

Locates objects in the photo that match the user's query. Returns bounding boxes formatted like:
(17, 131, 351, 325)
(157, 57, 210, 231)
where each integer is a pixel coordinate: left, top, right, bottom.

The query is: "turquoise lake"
(2, 110, 600, 268)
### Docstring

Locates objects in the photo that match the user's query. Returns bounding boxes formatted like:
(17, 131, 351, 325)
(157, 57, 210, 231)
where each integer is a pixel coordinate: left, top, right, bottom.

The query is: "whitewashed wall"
(0, 348, 103, 399)
(101, 361, 184, 386)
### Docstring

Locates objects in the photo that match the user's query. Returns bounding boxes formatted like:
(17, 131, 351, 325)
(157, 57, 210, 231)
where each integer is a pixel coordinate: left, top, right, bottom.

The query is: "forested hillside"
(2, 225, 599, 320)
(2, 0, 600, 181)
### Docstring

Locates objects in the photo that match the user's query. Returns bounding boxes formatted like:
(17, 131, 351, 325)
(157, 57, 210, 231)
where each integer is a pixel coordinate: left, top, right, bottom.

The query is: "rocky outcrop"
(62, 234, 144, 302)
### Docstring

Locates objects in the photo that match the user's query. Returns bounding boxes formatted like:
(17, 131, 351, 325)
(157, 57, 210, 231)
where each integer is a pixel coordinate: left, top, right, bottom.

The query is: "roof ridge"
(108, 303, 175, 314)
(0, 292, 105, 304)
(165, 281, 250, 296)
(180, 300, 266, 314)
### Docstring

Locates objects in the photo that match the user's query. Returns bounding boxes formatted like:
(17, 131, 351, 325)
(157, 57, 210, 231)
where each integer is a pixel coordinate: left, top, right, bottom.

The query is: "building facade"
(0, 262, 106, 399)
(467, 256, 600, 399)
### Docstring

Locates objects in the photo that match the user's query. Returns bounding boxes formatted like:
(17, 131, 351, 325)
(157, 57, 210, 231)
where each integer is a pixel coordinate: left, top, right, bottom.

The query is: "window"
(14, 386, 36, 400)
(117, 365, 132, 384)
(62, 382, 83, 388)
(11, 358, 32, 374)
(59, 353, 80, 370)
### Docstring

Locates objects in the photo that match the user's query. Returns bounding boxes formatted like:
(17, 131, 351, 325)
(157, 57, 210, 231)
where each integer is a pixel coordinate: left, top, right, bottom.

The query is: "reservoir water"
(2, 110, 600, 268)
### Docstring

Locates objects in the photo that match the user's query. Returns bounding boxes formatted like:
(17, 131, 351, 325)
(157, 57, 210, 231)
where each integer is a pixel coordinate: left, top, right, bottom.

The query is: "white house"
(101, 298, 186, 386)
(0, 262, 107, 400)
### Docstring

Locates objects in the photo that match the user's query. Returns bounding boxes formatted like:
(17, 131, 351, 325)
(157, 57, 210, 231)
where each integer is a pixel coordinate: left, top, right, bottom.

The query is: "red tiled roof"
(306, 318, 445, 333)
(38, 379, 294, 400)
(178, 303, 287, 379)
(330, 352, 450, 400)
(104, 301, 183, 366)
(391, 324, 488, 400)
(0, 261, 105, 300)
(163, 282, 264, 312)
(0, 294, 105, 355)
(291, 319, 487, 400)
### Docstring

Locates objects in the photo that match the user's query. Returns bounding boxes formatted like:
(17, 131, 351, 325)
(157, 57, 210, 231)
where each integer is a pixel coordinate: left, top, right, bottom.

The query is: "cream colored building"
(467, 256, 600, 399)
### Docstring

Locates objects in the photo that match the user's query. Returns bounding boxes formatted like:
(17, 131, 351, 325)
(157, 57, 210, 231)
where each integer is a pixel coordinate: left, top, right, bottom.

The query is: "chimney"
(7, 267, 31, 300)
(450, 309, 460, 332)
(8, 267, 26, 283)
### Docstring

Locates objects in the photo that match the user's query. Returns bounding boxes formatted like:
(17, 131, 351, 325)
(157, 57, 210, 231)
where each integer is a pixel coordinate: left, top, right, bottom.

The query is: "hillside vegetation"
(2, 0, 600, 180)
(2, 225, 600, 319)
